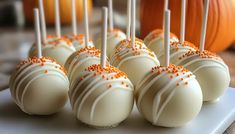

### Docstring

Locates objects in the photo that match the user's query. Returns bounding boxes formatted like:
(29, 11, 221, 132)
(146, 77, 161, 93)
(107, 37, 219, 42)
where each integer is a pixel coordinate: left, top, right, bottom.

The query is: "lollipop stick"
(131, 0, 136, 47)
(55, 0, 61, 38)
(71, 0, 77, 35)
(180, 0, 186, 44)
(163, 0, 169, 29)
(101, 7, 108, 68)
(34, 8, 42, 58)
(164, 10, 170, 67)
(83, 0, 89, 47)
(108, 0, 114, 31)
(39, 0, 47, 44)
(200, 0, 209, 52)
(126, 0, 131, 40)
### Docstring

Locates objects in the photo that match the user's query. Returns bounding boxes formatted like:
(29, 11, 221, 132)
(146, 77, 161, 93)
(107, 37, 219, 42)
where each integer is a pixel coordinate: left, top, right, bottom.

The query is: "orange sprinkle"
(44, 70, 48, 74)
(87, 64, 127, 80)
(108, 84, 112, 88)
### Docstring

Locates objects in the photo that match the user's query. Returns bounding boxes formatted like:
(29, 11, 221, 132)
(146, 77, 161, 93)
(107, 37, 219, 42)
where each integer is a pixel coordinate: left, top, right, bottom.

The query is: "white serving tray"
(0, 88, 235, 134)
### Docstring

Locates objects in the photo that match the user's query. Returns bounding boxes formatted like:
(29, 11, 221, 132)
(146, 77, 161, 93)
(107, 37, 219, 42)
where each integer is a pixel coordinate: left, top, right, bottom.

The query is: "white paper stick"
(180, 0, 186, 44)
(131, 0, 136, 47)
(71, 0, 77, 35)
(101, 7, 108, 68)
(200, 0, 209, 52)
(34, 9, 42, 58)
(126, 0, 131, 40)
(108, 0, 114, 31)
(163, 0, 169, 29)
(164, 10, 170, 67)
(55, 0, 61, 38)
(39, 0, 47, 44)
(83, 0, 89, 47)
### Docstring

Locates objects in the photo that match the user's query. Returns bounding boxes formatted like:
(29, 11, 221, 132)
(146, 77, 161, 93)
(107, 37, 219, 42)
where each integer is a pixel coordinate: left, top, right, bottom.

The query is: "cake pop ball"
(135, 64, 203, 127)
(69, 64, 134, 128)
(64, 46, 102, 81)
(175, 50, 230, 102)
(29, 37, 76, 66)
(110, 39, 160, 86)
(158, 41, 198, 64)
(95, 29, 126, 58)
(64, 34, 94, 50)
(9, 57, 69, 115)
(144, 29, 179, 55)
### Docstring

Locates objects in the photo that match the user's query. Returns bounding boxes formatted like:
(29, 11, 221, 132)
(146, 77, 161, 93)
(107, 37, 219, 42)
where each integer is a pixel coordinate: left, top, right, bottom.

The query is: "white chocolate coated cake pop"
(135, 64, 202, 127)
(95, 29, 126, 58)
(135, 9, 202, 127)
(69, 7, 134, 128)
(175, 0, 230, 102)
(144, 29, 179, 56)
(64, 0, 94, 50)
(69, 64, 134, 128)
(65, 46, 101, 81)
(9, 57, 69, 115)
(110, 39, 160, 85)
(175, 50, 230, 101)
(64, 34, 94, 50)
(29, 37, 76, 66)
(95, 0, 126, 58)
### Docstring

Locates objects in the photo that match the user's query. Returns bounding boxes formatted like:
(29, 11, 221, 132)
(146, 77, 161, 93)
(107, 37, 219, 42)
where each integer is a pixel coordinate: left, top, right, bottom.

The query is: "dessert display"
(28, 0, 76, 65)
(9, 9, 69, 115)
(95, 0, 126, 58)
(69, 7, 134, 128)
(135, 10, 202, 127)
(110, 0, 160, 85)
(6, 0, 232, 131)
(63, 0, 94, 50)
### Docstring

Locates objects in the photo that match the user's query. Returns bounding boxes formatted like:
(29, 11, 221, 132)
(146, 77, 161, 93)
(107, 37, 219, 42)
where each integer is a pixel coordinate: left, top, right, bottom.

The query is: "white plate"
(0, 88, 235, 134)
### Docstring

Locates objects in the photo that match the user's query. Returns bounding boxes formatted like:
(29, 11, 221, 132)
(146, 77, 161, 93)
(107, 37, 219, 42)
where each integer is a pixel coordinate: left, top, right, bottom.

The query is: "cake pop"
(29, 0, 76, 65)
(65, 46, 101, 81)
(95, 0, 126, 58)
(175, 0, 230, 102)
(135, 10, 202, 127)
(10, 9, 69, 115)
(63, 0, 94, 50)
(69, 7, 134, 128)
(110, 0, 160, 85)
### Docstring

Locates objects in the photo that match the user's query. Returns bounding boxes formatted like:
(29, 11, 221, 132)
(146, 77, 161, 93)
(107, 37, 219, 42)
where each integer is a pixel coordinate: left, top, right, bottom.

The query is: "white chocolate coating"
(110, 39, 160, 86)
(9, 57, 69, 115)
(64, 47, 101, 81)
(64, 34, 94, 50)
(29, 37, 76, 66)
(144, 29, 179, 56)
(135, 65, 203, 127)
(95, 29, 126, 58)
(158, 41, 197, 64)
(175, 50, 230, 102)
(69, 64, 134, 128)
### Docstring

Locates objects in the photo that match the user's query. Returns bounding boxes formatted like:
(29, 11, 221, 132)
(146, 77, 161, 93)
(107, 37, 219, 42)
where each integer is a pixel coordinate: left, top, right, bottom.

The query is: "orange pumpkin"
(23, 0, 92, 25)
(140, 0, 235, 52)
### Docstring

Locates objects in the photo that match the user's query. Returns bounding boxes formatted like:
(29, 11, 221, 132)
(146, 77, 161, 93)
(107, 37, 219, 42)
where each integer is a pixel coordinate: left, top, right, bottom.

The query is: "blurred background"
(0, 0, 234, 90)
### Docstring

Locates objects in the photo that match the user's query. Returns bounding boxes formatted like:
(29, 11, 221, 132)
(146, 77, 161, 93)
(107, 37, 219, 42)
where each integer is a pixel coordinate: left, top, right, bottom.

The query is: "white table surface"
(1, 88, 235, 134)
